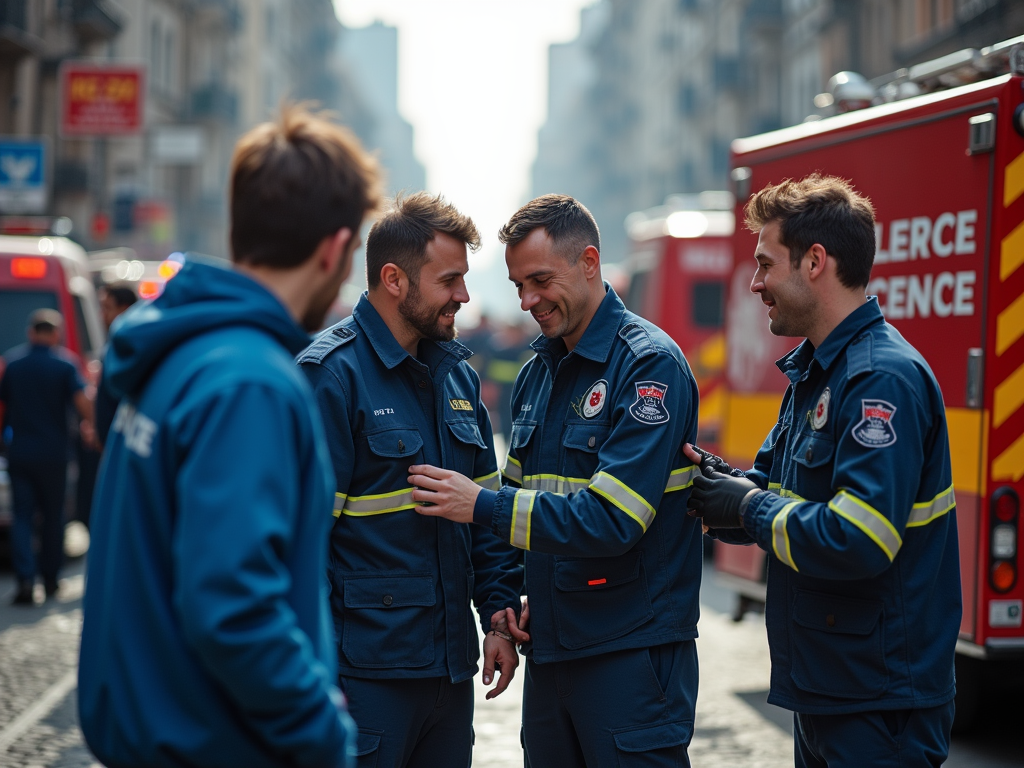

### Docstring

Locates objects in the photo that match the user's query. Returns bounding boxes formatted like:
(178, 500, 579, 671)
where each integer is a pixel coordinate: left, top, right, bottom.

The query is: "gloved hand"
(688, 469, 761, 529)
(690, 444, 743, 477)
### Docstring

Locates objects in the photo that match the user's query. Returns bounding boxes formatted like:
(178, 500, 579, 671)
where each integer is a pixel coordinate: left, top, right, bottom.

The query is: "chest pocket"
(561, 422, 609, 481)
(360, 427, 424, 493)
(790, 430, 835, 502)
(365, 427, 423, 458)
(445, 418, 486, 476)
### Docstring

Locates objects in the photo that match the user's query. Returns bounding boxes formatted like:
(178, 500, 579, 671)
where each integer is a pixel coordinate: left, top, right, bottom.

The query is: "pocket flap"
(561, 423, 610, 453)
(354, 730, 381, 756)
(446, 419, 486, 449)
(554, 553, 641, 593)
(511, 421, 536, 449)
(366, 428, 423, 458)
(793, 591, 882, 635)
(793, 431, 835, 469)
(613, 720, 692, 752)
(344, 575, 436, 609)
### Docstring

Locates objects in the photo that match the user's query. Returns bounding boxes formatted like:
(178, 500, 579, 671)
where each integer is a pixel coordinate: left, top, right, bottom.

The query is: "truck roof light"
(11, 257, 48, 279)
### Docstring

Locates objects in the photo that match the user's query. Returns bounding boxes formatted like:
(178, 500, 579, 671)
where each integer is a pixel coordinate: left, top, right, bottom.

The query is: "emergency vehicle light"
(991, 561, 1016, 593)
(138, 280, 162, 300)
(10, 257, 48, 279)
(989, 488, 1019, 594)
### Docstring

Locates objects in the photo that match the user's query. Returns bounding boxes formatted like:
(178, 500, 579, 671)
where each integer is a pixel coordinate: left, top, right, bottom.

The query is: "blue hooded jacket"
(78, 259, 354, 768)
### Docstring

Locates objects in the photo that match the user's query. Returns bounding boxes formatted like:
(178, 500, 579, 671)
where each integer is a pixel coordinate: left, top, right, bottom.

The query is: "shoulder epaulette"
(846, 333, 874, 379)
(618, 322, 657, 358)
(296, 324, 357, 365)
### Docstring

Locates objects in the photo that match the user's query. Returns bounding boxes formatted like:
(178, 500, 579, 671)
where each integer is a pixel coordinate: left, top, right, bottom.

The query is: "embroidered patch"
(851, 399, 897, 448)
(629, 381, 670, 425)
(811, 387, 831, 430)
(449, 398, 474, 412)
(582, 379, 608, 419)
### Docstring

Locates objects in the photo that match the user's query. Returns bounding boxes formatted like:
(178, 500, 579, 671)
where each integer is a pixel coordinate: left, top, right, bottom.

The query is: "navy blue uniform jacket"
(298, 295, 522, 683)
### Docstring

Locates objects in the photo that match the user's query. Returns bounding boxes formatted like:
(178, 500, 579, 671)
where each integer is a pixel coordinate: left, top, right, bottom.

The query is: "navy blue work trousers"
(9, 460, 66, 585)
(341, 675, 473, 768)
(523, 641, 697, 768)
(794, 701, 955, 768)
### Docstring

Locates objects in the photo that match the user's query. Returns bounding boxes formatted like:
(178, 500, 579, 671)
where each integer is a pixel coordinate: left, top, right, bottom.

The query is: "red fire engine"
(715, 36, 1024, 728)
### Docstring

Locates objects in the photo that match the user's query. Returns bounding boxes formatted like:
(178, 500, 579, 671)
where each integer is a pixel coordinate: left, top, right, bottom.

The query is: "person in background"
(0, 309, 94, 605)
(78, 104, 380, 768)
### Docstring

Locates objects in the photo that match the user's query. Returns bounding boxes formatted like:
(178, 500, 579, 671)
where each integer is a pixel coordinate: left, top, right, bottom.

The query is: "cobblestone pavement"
(1, 555, 1021, 767)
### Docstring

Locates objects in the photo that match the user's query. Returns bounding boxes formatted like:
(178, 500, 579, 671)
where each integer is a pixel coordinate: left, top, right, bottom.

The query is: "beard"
(399, 280, 460, 342)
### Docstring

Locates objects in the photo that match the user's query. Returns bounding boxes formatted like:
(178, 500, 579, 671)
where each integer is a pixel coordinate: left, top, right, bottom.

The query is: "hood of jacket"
(106, 258, 311, 399)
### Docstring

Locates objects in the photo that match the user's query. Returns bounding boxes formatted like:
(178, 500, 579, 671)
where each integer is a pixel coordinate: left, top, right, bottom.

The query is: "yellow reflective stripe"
(474, 470, 501, 491)
(772, 501, 801, 572)
(503, 455, 523, 486)
(664, 465, 699, 493)
(767, 482, 806, 501)
(523, 474, 590, 494)
(907, 485, 955, 527)
(341, 487, 418, 517)
(828, 490, 902, 561)
(510, 489, 536, 550)
(333, 492, 347, 518)
(768, 482, 781, 492)
(588, 472, 656, 532)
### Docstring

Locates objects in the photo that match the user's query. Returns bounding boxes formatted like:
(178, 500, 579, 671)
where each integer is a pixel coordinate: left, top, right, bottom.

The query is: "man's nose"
(520, 289, 540, 313)
(454, 280, 470, 304)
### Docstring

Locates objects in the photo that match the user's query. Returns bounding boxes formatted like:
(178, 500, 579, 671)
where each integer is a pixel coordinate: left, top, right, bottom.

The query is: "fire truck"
(715, 36, 1024, 728)
(622, 192, 734, 453)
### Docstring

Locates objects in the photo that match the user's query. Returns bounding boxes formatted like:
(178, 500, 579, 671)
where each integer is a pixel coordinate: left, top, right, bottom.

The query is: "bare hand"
(408, 465, 481, 523)
(490, 603, 531, 645)
(481, 631, 519, 700)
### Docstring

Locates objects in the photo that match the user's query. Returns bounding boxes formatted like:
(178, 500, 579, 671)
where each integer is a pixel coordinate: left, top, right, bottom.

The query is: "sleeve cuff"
(473, 488, 498, 528)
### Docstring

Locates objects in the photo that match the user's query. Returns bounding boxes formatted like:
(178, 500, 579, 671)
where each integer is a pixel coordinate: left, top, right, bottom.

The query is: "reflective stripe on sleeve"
(523, 474, 590, 494)
(907, 485, 955, 527)
(474, 470, 501, 491)
(503, 455, 523, 486)
(340, 487, 418, 517)
(771, 501, 801, 572)
(588, 472, 656, 532)
(333, 492, 347, 518)
(768, 482, 806, 501)
(509, 489, 536, 550)
(828, 490, 903, 561)
(664, 465, 699, 493)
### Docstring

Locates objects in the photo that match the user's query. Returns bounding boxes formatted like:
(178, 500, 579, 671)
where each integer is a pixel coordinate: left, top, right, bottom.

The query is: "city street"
(0, 544, 1019, 768)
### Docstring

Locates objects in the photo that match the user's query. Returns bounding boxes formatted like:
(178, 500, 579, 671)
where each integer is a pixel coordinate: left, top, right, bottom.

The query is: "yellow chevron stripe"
(1005, 149, 1024, 208)
(996, 290, 1024, 356)
(992, 431, 1024, 483)
(1001, 219, 1024, 282)
(994, 360, 1024, 428)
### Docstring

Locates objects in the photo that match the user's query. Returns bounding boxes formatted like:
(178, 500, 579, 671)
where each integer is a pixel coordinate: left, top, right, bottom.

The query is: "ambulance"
(622, 192, 734, 453)
(716, 36, 1024, 728)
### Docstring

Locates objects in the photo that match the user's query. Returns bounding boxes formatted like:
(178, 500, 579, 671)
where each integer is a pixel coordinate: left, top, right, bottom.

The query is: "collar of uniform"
(775, 297, 884, 382)
(529, 283, 623, 364)
(351, 293, 473, 371)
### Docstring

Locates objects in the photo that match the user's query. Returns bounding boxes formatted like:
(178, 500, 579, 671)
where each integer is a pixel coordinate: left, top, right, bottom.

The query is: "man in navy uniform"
(298, 192, 522, 768)
(409, 195, 703, 767)
(1, 309, 93, 604)
(686, 175, 960, 767)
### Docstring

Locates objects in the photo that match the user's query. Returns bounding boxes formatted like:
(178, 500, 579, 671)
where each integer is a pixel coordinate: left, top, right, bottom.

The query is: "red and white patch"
(811, 387, 830, 430)
(582, 379, 608, 419)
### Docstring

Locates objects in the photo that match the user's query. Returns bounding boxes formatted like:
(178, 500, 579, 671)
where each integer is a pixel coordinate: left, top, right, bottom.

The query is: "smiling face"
(398, 230, 470, 343)
(751, 219, 816, 338)
(505, 228, 593, 347)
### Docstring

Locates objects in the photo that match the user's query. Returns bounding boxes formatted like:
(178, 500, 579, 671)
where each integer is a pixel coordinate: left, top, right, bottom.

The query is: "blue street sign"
(0, 137, 48, 213)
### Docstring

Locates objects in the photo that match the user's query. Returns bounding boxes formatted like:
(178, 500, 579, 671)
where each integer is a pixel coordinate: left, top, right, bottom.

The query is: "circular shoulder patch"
(582, 379, 608, 419)
(811, 387, 830, 430)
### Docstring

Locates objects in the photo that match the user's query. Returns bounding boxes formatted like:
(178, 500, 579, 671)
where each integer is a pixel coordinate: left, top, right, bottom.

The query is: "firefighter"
(297, 193, 522, 768)
(409, 194, 703, 768)
(686, 175, 960, 767)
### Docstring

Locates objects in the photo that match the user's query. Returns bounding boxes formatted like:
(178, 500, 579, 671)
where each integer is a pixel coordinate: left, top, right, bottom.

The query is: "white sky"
(333, 0, 594, 322)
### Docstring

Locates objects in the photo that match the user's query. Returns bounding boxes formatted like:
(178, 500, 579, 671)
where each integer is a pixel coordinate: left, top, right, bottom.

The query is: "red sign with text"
(60, 63, 144, 136)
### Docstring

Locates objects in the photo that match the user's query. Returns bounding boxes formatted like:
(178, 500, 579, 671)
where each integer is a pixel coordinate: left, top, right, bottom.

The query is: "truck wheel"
(952, 654, 982, 734)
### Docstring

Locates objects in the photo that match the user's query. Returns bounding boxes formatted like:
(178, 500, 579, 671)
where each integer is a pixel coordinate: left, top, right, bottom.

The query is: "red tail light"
(11, 257, 48, 279)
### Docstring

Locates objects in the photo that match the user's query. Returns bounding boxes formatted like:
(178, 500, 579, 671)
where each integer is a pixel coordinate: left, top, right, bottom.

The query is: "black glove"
(690, 444, 744, 477)
(688, 469, 761, 529)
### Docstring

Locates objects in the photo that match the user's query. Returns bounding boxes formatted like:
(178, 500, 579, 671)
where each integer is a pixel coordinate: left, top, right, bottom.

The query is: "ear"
(579, 245, 601, 280)
(378, 263, 407, 299)
(805, 243, 828, 281)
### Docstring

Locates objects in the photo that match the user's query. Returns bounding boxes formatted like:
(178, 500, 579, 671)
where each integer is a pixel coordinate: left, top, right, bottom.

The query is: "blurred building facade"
(0, 0, 421, 258)
(533, 0, 1024, 262)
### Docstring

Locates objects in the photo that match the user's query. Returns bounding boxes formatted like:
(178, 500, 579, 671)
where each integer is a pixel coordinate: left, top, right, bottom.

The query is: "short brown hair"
(745, 174, 876, 288)
(365, 192, 481, 288)
(230, 103, 381, 269)
(498, 194, 600, 263)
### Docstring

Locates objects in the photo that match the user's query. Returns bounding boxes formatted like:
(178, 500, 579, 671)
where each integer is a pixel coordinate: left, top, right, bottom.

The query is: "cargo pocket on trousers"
(354, 729, 382, 768)
(612, 720, 692, 767)
(553, 552, 654, 649)
(342, 575, 436, 668)
(791, 590, 887, 698)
